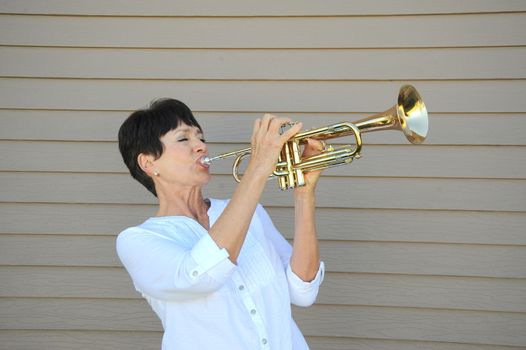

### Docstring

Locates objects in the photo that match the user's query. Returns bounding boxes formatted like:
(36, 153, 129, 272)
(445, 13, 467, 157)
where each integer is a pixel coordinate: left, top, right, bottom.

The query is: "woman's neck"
(156, 187, 210, 228)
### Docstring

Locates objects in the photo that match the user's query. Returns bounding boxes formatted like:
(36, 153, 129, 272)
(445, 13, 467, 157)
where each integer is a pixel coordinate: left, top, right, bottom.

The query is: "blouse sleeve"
(255, 204, 325, 307)
(116, 225, 236, 302)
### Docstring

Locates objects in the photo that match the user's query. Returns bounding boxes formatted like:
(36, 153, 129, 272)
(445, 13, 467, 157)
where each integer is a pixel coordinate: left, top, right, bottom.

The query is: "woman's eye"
(200, 138, 206, 143)
(177, 138, 188, 142)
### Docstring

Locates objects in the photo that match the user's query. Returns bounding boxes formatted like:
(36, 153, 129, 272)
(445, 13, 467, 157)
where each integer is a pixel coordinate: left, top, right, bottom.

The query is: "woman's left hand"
(294, 138, 325, 193)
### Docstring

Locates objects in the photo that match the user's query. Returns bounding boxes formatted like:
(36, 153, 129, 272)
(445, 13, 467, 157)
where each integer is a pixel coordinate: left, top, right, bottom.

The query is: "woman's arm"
(208, 115, 302, 263)
(289, 138, 324, 281)
(255, 202, 324, 307)
(116, 226, 236, 301)
(290, 189, 320, 281)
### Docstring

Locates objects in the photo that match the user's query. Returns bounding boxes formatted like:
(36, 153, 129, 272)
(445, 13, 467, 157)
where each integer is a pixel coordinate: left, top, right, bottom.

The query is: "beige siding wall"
(1, 2, 525, 349)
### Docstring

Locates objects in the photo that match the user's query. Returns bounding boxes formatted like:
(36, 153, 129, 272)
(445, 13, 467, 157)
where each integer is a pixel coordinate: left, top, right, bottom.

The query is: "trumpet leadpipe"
(201, 147, 252, 166)
(201, 122, 300, 166)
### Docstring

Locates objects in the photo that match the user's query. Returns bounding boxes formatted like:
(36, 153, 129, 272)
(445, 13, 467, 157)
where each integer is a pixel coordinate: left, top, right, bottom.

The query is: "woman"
(116, 98, 325, 350)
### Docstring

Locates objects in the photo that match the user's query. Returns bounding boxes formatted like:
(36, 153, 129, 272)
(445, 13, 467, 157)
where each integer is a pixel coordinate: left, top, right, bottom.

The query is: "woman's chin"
(197, 172, 212, 186)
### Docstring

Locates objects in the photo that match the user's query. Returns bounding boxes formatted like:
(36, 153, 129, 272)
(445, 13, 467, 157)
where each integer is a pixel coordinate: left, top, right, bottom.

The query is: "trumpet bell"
(353, 85, 428, 144)
(397, 84, 428, 144)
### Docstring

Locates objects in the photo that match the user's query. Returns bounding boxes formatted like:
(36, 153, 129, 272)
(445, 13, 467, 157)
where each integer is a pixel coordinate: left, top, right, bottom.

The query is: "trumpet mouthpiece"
(200, 156, 212, 166)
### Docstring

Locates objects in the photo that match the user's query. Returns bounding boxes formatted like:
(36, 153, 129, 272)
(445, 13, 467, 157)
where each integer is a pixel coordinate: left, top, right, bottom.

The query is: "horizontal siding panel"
(320, 273, 526, 313)
(2, 47, 526, 80)
(1, 79, 526, 113)
(0, 235, 119, 267)
(0, 298, 160, 331)
(2, 141, 525, 179)
(0, 110, 126, 142)
(0, 330, 160, 350)
(0, 267, 138, 299)
(320, 241, 526, 277)
(2, 203, 525, 245)
(1, 14, 525, 48)
(305, 336, 526, 350)
(2, 235, 525, 278)
(270, 209, 526, 245)
(0, 332, 521, 350)
(1, 110, 526, 146)
(2, 299, 525, 346)
(2, 266, 526, 313)
(1, 173, 525, 211)
(0, 203, 156, 236)
(294, 305, 526, 346)
(1, 1, 526, 16)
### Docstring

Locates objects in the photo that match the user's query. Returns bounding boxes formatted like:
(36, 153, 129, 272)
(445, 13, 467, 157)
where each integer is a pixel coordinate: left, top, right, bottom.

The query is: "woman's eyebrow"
(174, 127, 203, 136)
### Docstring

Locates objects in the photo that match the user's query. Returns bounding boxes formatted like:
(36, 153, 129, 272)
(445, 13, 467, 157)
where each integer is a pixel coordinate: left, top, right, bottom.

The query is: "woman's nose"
(193, 139, 207, 153)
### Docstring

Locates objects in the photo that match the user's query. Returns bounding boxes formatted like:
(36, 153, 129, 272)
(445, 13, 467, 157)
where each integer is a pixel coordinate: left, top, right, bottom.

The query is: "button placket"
(231, 273, 270, 349)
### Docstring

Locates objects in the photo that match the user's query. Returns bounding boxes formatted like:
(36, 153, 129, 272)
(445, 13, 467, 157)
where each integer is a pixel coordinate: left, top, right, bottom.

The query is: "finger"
(266, 116, 292, 136)
(302, 138, 317, 155)
(251, 118, 261, 144)
(267, 117, 292, 134)
(279, 121, 302, 143)
(260, 113, 276, 132)
(307, 138, 325, 152)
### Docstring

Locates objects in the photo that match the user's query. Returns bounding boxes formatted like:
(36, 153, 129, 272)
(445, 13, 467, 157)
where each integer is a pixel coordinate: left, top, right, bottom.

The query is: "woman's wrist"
(238, 164, 273, 194)
(294, 188, 316, 209)
(294, 184, 316, 197)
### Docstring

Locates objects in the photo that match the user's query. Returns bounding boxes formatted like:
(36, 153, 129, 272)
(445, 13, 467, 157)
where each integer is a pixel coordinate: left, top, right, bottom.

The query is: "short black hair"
(118, 98, 202, 197)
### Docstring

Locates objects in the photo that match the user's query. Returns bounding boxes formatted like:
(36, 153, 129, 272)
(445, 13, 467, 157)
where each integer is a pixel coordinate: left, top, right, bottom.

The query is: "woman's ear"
(137, 153, 156, 177)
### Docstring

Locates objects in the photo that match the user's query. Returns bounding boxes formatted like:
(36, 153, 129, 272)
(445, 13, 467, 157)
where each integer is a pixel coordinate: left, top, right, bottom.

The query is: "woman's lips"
(198, 155, 210, 169)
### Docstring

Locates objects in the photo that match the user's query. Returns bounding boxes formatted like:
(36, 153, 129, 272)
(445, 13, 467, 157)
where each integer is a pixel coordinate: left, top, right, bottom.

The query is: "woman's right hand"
(247, 114, 302, 180)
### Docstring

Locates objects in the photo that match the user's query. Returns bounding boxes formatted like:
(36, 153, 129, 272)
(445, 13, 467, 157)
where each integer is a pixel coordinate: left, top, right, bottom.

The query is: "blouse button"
(192, 270, 198, 277)
(262, 338, 268, 345)
(250, 309, 257, 315)
(238, 285, 245, 291)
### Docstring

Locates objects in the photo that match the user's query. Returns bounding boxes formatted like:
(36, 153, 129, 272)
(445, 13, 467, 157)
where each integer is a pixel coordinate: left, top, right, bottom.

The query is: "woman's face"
(152, 123, 211, 189)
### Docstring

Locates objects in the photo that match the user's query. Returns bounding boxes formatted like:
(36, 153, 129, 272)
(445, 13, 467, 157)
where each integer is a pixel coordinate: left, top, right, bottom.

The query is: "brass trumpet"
(202, 85, 428, 190)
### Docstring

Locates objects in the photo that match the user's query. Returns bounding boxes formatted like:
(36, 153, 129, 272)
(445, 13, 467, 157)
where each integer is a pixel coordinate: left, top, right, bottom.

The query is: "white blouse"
(116, 198, 324, 350)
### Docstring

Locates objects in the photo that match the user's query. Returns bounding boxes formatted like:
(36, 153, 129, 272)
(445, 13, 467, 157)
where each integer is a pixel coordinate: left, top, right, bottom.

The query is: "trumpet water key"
(201, 85, 429, 190)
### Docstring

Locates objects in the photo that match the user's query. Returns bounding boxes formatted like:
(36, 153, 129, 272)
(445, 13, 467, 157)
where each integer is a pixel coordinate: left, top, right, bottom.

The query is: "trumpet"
(202, 85, 428, 190)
